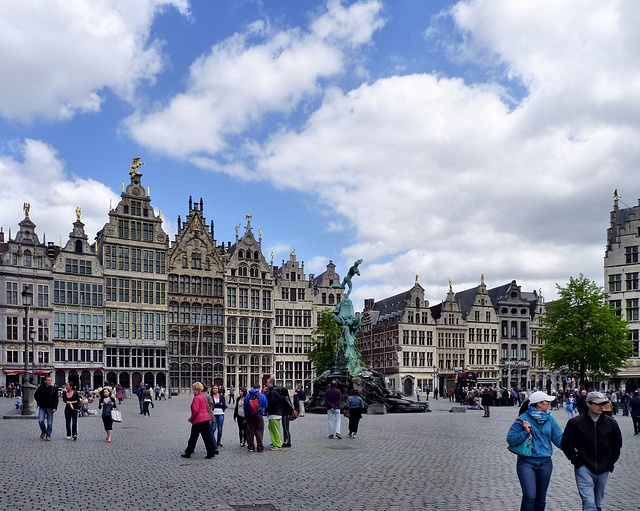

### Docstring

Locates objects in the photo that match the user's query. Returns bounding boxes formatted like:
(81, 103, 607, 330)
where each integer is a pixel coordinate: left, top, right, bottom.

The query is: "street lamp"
(21, 287, 36, 416)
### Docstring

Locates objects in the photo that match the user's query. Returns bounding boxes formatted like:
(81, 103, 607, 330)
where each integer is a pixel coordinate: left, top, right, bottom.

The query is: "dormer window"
(23, 250, 32, 267)
(75, 240, 83, 254)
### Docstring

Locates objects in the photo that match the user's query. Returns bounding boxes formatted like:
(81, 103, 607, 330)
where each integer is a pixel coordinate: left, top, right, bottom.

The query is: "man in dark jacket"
(265, 378, 283, 450)
(629, 390, 640, 435)
(575, 389, 588, 414)
(481, 388, 492, 417)
(325, 380, 342, 439)
(561, 391, 622, 511)
(34, 376, 59, 441)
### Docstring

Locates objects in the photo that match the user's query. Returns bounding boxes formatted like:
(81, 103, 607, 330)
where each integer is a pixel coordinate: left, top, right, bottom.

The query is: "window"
(191, 252, 201, 269)
(608, 274, 622, 293)
(262, 290, 271, 311)
(143, 222, 154, 241)
(251, 289, 260, 309)
(239, 288, 248, 309)
(5, 281, 18, 305)
(626, 272, 639, 291)
(6, 317, 18, 340)
(609, 300, 622, 316)
(626, 246, 639, 264)
(626, 299, 639, 321)
(227, 287, 236, 308)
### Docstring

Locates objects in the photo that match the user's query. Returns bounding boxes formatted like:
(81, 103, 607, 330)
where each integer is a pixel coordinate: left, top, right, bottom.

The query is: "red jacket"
(189, 393, 210, 424)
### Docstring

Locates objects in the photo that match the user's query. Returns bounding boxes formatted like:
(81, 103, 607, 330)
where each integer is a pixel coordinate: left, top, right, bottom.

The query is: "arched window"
(254, 251, 259, 260)
(238, 250, 244, 259)
(238, 318, 248, 344)
(328, 294, 335, 305)
(239, 266, 247, 277)
(23, 250, 32, 267)
(250, 266, 259, 278)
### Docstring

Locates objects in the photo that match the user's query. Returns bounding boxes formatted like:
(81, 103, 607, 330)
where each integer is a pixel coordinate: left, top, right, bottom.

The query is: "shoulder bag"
(111, 409, 122, 422)
(507, 418, 531, 456)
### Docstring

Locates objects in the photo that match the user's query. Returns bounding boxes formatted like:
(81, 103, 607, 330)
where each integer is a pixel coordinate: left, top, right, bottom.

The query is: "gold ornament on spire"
(76, 207, 81, 221)
(23, 202, 30, 218)
(130, 156, 145, 177)
(415, 274, 419, 284)
(614, 189, 620, 200)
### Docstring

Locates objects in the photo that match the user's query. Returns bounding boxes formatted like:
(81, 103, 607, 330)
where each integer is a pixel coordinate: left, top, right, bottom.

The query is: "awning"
(3, 370, 52, 374)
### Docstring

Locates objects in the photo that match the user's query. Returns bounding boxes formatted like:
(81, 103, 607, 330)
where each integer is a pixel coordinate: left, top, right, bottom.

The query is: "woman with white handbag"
(98, 387, 118, 443)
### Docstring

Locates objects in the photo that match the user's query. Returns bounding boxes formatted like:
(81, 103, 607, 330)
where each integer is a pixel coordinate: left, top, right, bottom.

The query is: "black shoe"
(336, 434, 342, 439)
(73, 436, 77, 441)
(205, 455, 214, 459)
(181, 453, 191, 458)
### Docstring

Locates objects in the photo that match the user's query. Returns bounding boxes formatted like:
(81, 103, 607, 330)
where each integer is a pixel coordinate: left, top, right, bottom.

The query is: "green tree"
(539, 274, 632, 389)
(308, 310, 341, 376)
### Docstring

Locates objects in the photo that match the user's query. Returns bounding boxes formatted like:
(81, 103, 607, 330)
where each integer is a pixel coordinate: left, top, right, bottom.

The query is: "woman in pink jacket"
(182, 382, 217, 459)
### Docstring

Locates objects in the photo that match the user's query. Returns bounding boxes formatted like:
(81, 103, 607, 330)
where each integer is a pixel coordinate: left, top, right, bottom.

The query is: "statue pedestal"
(367, 403, 387, 414)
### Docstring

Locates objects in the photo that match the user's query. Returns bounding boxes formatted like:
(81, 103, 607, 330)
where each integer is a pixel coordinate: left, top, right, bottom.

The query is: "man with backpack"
(244, 384, 268, 453)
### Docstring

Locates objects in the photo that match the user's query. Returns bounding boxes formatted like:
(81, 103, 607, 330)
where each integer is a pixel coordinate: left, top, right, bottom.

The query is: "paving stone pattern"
(0, 396, 638, 511)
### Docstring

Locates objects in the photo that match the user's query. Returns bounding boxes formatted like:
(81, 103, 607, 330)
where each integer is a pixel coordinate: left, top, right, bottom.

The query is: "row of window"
(5, 283, 49, 307)
(281, 287, 306, 301)
(4, 349, 49, 365)
(6, 317, 49, 342)
(226, 318, 272, 345)
(274, 335, 312, 354)
(168, 338, 224, 357)
(54, 281, 103, 307)
(168, 303, 224, 325)
(468, 328, 498, 343)
(117, 219, 157, 241)
(401, 329, 434, 346)
(104, 311, 166, 340)
(168, 275, 223, 296)
(275, 309, 313, 328)
(608, 273, 638, 292)
(105, 347, 166, 368)
(437, 331, 466, 348)
(468, 349, 498, 365)
(274, 360, 313, 382)
(104, 246, 165, 274)
(105, 278, 166, 304)
(4, 251, 45, 268)
(65, 258, 92, 275)
(226, 288, 272, 310)
(53, 312, 104, 341)
(609, 299, 639, 321)
(54, 348, 103, 363)
(402, 351, 434, 367)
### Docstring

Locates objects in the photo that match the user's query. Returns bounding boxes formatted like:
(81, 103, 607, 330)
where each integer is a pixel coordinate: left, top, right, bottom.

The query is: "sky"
(2, 0, 640, 309)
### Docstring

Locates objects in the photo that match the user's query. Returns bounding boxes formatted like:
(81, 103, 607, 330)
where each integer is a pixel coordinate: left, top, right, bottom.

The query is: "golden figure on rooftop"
(129, 156, 145, 177)
(23, 202, 30, 218)
(76, 207, 81, 221)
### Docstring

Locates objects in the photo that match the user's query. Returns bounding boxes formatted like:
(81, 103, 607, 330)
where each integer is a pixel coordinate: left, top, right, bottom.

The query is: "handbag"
(507, 432, 532, 456)
(290, 409, 298, 421)
(111, 409, 122, 422)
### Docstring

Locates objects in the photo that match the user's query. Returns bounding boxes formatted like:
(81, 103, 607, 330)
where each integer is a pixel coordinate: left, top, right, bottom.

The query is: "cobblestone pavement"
(1, 395, 638, 511)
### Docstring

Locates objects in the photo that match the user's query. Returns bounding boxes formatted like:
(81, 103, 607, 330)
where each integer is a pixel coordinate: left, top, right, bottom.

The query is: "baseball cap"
(528, 391, 554, 404)
(586, 391, 609, 405)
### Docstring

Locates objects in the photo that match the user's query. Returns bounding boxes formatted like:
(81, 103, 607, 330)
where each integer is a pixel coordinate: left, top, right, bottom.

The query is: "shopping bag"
(111, 409, 122, 422)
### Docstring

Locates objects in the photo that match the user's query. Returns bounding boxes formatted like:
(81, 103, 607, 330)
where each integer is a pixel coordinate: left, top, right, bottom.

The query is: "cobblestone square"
(1, 396, 637, 511)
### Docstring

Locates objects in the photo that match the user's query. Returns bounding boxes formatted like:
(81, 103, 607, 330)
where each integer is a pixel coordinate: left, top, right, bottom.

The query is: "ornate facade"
(604, 193, 640, 389)
(52, 214, 105, 389)
(224, 217, 274, 390)
(167, 198, 226, 393)
(0, 208, 54, 388)
(94, 164, 168, 391)
(273, 251, 314, 390)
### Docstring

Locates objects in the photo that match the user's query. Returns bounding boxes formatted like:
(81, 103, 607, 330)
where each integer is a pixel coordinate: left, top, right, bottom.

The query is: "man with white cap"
(561, 391, 622, 511)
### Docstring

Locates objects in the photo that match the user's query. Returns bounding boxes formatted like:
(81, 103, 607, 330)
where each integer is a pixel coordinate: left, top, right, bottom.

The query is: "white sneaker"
(352, 433, 356, 438)
(66, 436, 72, 440)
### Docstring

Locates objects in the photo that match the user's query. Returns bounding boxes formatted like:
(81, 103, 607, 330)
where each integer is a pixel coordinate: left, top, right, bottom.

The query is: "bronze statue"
(330, 258, 362, 298)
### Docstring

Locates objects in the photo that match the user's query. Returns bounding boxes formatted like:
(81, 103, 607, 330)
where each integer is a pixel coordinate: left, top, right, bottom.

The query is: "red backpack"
(248, 393, 262, 416)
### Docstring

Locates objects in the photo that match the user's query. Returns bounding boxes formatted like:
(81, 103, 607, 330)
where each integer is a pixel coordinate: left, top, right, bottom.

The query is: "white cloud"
(251, 2, 640, 302)
(0, 139, 120, 244)
(0, 0, 189, 122)
(125, 0, 384, 167)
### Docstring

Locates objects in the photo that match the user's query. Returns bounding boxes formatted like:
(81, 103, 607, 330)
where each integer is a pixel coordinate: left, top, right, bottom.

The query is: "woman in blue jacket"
(507, 391, 563, 511)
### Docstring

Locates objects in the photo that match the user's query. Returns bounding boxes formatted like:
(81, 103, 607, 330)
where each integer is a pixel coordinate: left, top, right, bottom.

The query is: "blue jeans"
(327, 409, 341, 435)
(211, 414, 224, 445)
(516, 457, 553, 511)
(38, 408, 54, 438)
(575, 466, 609, 511)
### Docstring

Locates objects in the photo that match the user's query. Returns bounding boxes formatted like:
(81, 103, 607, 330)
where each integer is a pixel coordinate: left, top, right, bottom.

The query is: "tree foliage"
(308, 310, 342, 376)
(538, 274, 632, 388)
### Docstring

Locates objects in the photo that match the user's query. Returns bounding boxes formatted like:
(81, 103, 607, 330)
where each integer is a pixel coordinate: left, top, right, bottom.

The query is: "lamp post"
(21, 288, 36, 416)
